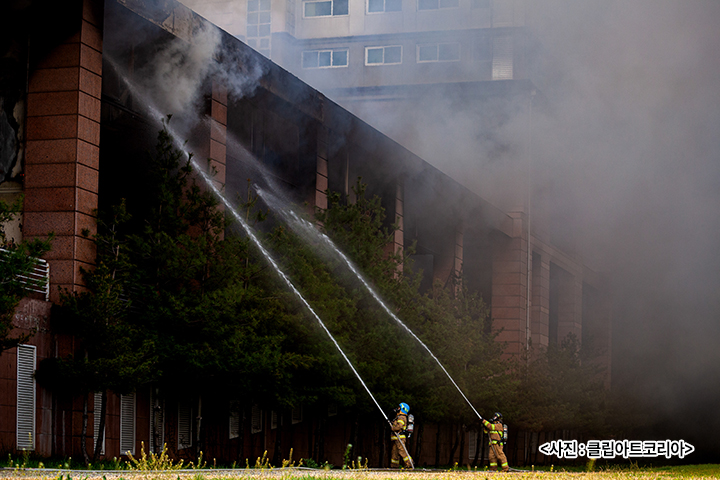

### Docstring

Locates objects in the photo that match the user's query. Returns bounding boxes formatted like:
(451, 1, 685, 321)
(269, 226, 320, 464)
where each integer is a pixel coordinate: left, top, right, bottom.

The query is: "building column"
(393, 182, 404, 257)
(23, 0, 103, 302)
(208, 82, 228, 189)
(315, 127, 329, 211)
(191, 81, 228, 192)
(491, 211, 529, 357)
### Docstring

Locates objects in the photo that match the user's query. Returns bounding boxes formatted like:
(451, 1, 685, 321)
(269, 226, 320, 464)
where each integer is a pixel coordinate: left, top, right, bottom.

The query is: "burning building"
(0, 0, 610, 468)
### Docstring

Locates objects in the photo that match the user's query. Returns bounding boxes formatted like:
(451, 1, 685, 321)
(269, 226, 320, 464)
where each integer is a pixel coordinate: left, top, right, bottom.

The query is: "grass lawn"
(1, 464, 719, 480)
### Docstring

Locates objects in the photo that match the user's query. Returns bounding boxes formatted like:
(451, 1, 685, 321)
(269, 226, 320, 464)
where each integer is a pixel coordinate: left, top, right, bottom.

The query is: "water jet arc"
(256, 187, 484, 422)
(105, 57, 414, 464)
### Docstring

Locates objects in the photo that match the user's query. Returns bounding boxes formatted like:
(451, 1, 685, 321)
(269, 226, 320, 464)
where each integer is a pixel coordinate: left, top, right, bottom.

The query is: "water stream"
(105, 58, 395, 428)
(256, 188, 483, 421)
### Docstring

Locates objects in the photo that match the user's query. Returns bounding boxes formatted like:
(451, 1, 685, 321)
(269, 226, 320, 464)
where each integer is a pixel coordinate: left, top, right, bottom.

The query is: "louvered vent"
(250, 404, 262, 434)
(93, 392, 105, 455)
(468, 430, 478, 459)
(229, 409, 241, 439)
(120, 393, 136, 455)
(16, 345, 35, 451)
(291, 405, 303, 425)
(178, 400, 193, 449)
(492, 35, 514, 80)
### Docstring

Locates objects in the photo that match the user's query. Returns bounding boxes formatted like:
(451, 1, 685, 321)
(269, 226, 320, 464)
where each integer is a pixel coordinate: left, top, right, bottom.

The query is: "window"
(304, 0, 348, 17)
(367, 0, 402, 13)
(417, 0, 458, 10)
(366, 45, 402, 65)
(247, 0, 272, 57)
(417, 42, 460, 62)
(93, 392, 106, 455)
(177, 399, 193, 450)
(302, 49, 349, 68)
(270, 410, 279, 429)
(16, 345, 35, 451)
(120, 393, 136, 455)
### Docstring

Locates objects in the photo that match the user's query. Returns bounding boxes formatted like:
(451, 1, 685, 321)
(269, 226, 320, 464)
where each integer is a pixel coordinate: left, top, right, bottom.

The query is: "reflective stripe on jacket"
(482, 419, 504, 444)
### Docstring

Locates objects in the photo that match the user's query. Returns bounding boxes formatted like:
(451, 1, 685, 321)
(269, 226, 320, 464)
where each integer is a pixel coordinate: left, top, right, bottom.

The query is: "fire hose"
(387, 418, 415, 469)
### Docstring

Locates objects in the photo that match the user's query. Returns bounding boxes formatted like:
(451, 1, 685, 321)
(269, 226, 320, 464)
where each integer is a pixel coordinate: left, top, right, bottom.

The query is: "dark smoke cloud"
(177, 0, 720, 455)
(322, 0, 720, 454)
(487, 1, 720, 454)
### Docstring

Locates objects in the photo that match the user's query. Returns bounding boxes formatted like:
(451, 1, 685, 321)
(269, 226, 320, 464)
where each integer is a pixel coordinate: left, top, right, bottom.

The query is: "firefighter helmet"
(492, 412, 503, 422)
(399, 403, 410, 414)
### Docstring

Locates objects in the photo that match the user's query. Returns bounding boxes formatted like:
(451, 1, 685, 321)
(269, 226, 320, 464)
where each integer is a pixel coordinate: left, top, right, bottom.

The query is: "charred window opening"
(327, 137, 349, 200)
(582, 282, 602, 354)
(0, 32, 28, 184)
(549, 262, 560, 346)
(226, 91, 318, 211)
(463, 226, 493, 308)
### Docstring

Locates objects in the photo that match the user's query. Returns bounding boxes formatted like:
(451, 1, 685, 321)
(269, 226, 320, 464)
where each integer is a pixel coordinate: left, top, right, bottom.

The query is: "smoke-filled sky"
(523, 0, 720, 454)
(161, 0, 720, 455)
(343, 1, 720, 453)
(304, 3, 720, 448)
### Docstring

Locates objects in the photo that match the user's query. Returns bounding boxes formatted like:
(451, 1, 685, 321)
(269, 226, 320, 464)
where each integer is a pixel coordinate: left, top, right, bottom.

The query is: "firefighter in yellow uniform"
(390, 403, 413, 468)
(481, 412, 509, 472)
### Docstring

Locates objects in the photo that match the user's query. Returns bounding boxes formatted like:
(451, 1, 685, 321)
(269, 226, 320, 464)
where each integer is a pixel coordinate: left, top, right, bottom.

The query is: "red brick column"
(491, 211, 529, 357)
(23, 0, 103, 302)
(453, 225, 463, 291)
(208, 82, 228, 189)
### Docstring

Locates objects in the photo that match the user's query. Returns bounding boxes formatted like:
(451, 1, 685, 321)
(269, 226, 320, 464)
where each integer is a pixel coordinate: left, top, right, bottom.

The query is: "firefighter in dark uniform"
(390, 402, 413, 468)
(481, 412, 509, 472)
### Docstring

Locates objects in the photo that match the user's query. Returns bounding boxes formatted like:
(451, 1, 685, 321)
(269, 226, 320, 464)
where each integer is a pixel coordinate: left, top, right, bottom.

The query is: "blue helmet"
(399, 403, 410, 414)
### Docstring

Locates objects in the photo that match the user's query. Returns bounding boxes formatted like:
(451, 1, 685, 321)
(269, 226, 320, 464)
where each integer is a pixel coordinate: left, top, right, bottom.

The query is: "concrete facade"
(179, 0, 528, 90)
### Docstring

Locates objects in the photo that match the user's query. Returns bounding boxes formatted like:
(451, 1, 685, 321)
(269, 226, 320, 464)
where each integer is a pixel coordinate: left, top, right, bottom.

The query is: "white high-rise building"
(181, 0, 535, 215)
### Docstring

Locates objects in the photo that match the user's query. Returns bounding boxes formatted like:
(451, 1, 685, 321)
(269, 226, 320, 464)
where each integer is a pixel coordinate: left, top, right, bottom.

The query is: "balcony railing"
(0, 248, 50, 301)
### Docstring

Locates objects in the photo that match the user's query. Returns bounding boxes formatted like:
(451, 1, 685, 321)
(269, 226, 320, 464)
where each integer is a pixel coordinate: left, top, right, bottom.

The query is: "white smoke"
(136, 23, 221, 117)
(135, 21, 266, 122)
